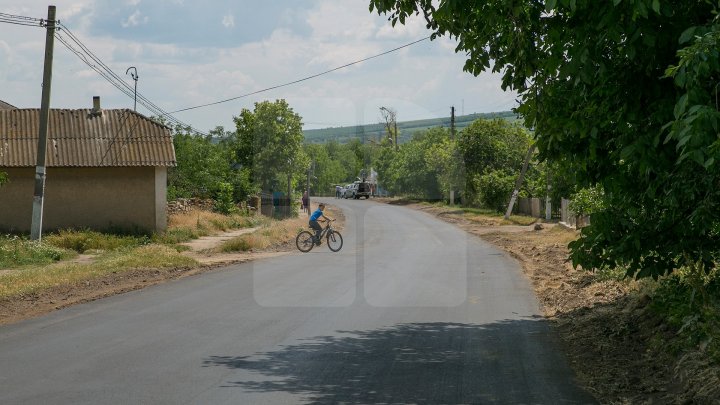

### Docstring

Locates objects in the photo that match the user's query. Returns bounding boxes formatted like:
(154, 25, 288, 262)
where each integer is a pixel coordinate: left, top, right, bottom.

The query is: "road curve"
(0, 198, 596, 404)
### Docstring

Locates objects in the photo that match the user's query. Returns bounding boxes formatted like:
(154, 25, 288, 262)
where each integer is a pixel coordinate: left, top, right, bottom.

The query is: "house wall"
(0, 167, 166, 234)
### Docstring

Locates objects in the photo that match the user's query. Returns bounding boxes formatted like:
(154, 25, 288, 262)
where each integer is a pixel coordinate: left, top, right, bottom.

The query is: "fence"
(516, 197, 561, 219)
(560, 198, 590, 228)
(259, 193, 295, 218)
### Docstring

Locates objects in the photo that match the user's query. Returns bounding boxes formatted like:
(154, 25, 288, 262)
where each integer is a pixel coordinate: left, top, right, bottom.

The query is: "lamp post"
(126, 66, 138, 111)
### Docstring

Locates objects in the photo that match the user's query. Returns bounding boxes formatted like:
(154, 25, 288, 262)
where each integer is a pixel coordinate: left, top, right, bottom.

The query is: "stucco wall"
(0, 167, 166, 234)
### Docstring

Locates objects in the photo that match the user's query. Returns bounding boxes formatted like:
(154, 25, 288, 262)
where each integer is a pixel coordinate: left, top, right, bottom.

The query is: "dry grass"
(0, 244, 197, 300)
(158, 209, 266, 244)
(217, 213, 309, 252)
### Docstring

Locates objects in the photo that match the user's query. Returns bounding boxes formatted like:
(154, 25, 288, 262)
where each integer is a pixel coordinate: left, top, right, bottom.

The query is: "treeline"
(166, 99, 574, 214)
(303, 111, 518, 144)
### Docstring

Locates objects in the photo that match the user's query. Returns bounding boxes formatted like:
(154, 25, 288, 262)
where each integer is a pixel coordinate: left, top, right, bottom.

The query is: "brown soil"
(2, 200, 718, 403)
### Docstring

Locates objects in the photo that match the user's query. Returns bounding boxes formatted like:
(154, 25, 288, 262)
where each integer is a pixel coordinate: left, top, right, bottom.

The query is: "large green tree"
(168, 126, 233, 200)
(370, 0, 720, 279)
(458, 119, 531, 209)
(232, 99, 306, 193)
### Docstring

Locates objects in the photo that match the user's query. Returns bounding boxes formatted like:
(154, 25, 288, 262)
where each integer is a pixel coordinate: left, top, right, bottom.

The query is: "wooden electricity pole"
(30, 5, 56, 241)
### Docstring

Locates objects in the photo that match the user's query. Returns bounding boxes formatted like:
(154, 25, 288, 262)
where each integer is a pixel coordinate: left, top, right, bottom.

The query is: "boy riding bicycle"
(309, 203, 333, 245)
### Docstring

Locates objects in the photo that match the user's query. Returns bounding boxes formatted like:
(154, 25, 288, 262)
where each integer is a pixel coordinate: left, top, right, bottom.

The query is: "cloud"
(222, 14, 235, 28)
(121, 10, 148, 28)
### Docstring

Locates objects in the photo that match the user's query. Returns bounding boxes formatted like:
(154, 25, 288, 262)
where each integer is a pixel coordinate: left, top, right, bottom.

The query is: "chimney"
(91, 96, 102, 116)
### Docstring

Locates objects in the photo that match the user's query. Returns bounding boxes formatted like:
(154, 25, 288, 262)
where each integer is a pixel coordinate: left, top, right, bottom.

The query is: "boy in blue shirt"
(309, 203, 333, 245)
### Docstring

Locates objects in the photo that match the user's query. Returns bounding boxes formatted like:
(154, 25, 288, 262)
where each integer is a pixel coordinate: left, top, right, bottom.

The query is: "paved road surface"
(0, 198, 596, 404)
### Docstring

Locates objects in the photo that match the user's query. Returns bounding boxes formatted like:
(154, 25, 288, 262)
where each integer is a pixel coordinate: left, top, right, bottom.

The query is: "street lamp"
(126, 66, 138, 111)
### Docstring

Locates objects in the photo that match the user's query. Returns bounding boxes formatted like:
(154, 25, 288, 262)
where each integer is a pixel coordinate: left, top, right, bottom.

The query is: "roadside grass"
(43, 229, 150, 253)
(155, 209, 267, 244)
(217, 213, 307, 253)
(0, 235, 76, 268)
(0, 244, 197, 300)
(0, 208, 266, 300)
(419, 201, 538, 226)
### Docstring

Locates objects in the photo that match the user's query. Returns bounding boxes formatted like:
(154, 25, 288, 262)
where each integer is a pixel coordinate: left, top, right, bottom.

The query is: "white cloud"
(222, 14, 235, 28)
(121, 10, 148, 28)
(0, 0, 516, 131)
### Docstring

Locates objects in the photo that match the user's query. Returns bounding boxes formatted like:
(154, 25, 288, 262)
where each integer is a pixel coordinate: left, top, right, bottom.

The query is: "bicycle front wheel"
(296, 230, 315, 252)
(327, 230, 343, 252)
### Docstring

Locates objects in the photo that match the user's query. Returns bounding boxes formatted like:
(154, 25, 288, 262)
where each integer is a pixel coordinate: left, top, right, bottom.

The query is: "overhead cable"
(169, 36, 431, 114)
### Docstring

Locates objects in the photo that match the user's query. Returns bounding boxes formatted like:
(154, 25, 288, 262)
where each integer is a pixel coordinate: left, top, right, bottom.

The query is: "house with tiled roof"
(0, 97, 176, 233)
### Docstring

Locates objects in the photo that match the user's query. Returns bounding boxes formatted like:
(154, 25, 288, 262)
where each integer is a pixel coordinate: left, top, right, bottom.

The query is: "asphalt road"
(0, 198, 596, 404)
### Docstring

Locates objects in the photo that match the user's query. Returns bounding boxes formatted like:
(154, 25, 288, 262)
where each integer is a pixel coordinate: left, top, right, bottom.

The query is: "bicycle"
(296, 219, 343, 252)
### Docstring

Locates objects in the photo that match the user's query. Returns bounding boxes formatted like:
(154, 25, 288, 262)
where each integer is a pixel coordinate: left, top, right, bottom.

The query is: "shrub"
(0, 235, 75, 268)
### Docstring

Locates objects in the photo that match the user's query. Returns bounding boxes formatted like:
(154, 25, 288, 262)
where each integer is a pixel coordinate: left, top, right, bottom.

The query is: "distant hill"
(303, 111, 519, 144)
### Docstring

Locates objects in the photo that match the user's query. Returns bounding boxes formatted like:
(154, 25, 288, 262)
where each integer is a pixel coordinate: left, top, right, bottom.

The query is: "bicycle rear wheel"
(296, 230, 315, 252)
(327, 230, 343, 252)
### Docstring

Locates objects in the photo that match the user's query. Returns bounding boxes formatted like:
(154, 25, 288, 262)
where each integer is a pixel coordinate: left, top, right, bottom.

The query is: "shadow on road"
(202, 321, 596, 404)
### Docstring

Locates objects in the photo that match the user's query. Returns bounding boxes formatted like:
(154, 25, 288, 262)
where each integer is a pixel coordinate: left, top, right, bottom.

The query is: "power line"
(169, 36, 431, 114)
(1, 12, 207, 135)
(55, 22, 207, 136)
(0, 12, 44, 27)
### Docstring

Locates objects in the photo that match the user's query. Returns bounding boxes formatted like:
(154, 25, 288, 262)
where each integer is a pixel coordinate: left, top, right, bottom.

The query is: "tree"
(0, 172, 7, 187)
(232, 100, 306, 193)
(458, 119, 531, 208)
(370, 0, 720, 279)
(168, 127, 231, 200)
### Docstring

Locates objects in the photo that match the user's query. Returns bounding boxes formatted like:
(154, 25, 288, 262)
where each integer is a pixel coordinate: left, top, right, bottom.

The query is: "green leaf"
(545, 0, 557, 12)
(651, 0, 660, 14)
(679, 27, 696, 44)
(674, 94, 688, 118)
(704, 157, 715, 168)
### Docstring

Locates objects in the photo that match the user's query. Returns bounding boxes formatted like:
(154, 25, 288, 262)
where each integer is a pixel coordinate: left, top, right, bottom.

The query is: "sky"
(0, 0, 517, 133)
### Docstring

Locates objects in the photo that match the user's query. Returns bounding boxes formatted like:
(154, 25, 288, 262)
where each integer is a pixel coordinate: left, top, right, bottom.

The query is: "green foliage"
(213, 182, 238, 214)
(232, 99, 307, 193)
(425, 136, 465, 199)
(0, 171, 8, 187)
(459, 119, 531, 206)
(0, 235, 75, 268)
(43, 230, 149, 253)
(168, 128, 233, 200)
(569, 185, 605, 217)
(369, 0, 720, 279)
(472, 170, 516, 213)
(650, 270, 720, 362)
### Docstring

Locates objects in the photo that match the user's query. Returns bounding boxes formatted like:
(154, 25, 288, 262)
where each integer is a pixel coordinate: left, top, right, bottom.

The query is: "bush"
(213, 182, 238, 215)
(0, 235, 75, 268)
(650, 268, 720, 362)
(569, 185, 605, 217)
(472, 170, 516, 212)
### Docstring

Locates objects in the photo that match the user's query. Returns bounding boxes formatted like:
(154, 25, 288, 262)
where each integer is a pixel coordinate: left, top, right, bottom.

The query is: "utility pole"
(504, 144, 536, 220)
(450, 106, 456, 140)
(450, 106, 456, 205)
(30, 5, 56, 241)
(126, 66, 138, 111)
